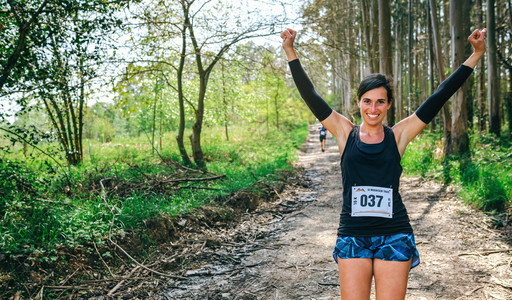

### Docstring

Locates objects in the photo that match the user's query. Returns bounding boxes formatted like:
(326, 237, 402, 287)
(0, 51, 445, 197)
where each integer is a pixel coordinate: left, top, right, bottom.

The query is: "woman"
(281, 28, 486, 299)
(318, 125, 327, 152)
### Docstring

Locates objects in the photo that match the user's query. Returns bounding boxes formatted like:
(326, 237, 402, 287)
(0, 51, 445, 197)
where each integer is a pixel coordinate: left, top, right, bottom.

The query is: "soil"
(155, 125, 512, 300)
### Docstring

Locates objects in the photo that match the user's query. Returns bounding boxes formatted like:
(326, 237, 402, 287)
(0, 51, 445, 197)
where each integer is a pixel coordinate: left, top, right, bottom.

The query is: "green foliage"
(0, 121, 308, 257)
(402, 131, 512, 212)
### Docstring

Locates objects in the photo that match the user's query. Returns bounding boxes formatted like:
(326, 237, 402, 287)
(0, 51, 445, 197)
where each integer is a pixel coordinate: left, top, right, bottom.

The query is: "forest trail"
(161, 125, 512, 300)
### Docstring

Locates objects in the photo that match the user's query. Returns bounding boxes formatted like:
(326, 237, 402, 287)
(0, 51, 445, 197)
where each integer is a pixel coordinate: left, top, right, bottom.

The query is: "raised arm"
(281, 29, 353, 151)
(393, 28, 487, 157)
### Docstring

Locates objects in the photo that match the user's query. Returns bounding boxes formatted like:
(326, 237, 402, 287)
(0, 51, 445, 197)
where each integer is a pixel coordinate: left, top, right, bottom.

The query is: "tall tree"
(183, 0, 279, 169)
(449, 0, 470, 155)
(361, 0, 379, 73)
(429, 0, 453, 154)
(487, 0, 501, 136)
(378, 0, 394, 125)
(128, 0, 194, 166)
(407, 0, 413, 116)
(2, 0, 128, 164)
(475, 0, 487, 132)
(177, 0, 193, 166)
(497, 0, 512, 133)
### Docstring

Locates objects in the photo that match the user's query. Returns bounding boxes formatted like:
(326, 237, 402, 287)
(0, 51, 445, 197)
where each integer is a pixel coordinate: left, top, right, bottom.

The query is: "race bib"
(351, 186, 393, 218)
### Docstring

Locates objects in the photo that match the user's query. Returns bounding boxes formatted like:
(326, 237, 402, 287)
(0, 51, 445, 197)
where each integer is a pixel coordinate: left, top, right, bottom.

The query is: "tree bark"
(449, 0, 469, 155)
(378, 0, 394, 126)
(152, 81, 158, 155)
(427, 0, 436, 131)
(429, 0, 452, 155)
(408, 0, 413, 116)
(361, 0, 379, 73)
(476, 0, 486, 132)
(487, 0, 501, 136)
(176, 1, 193, 166)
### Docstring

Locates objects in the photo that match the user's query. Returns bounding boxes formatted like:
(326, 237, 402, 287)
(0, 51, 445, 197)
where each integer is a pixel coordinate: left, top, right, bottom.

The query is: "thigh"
(373, 259, 411, 300)
(338, 258, 372, 300)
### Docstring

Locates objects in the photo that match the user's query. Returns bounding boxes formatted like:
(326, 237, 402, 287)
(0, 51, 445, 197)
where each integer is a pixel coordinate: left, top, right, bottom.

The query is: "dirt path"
(160, 126, 512, 300)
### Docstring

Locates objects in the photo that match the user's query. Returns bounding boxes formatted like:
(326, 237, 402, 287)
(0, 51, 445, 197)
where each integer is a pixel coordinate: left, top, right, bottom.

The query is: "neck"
(360, 122, 384, 136)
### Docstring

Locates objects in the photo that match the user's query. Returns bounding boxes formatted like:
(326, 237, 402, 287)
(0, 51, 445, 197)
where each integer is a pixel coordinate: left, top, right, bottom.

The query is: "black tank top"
(337, 125, 413, 236)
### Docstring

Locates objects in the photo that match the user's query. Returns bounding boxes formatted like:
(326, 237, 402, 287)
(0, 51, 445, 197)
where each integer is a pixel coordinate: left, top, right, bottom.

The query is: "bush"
(401, 130, 512, 212)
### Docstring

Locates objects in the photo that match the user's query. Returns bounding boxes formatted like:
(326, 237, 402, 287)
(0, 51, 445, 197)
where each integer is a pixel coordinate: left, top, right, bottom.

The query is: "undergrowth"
(0, 121, 308, 260)
(401, 130, 512, 213)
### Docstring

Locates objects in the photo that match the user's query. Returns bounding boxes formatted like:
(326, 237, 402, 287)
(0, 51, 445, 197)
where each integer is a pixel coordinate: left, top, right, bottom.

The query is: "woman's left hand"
(468, 28, 487, 55)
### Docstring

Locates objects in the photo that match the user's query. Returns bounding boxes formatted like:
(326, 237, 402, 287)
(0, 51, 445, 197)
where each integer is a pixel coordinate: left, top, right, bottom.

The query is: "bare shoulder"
(322, 110, 354, 141)
(392, 114, 427, 156)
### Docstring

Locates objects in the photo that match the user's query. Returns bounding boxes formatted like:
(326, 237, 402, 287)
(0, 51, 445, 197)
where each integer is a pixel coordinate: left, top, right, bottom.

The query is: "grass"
(401, 130, 512, 213)
(0, 121, 308, 258)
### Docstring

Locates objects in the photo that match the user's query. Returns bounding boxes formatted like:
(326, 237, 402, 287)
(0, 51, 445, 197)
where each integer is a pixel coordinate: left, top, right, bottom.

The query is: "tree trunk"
(370, 0, 379, 73)
(78, 52, 85, 160)
(507, 0, 512, 133)
(487, 0, 501, 136)
(379, 0, 394, 126)
(361, 0, 379, 73)
(449, 0, 469, 155)
(190, 74, 207, 170)
(464, 1, 474, 131)
(152, 81, 158, 155)
(508, 74, 512, 133)
(176, 4, 193, 166)
(408, 0, 413, 116)
(475, 0, 486, 132)
(395, 13, 403, 121)
(274, 81, 280, 129)
(221, 62, 229, 141)
(45, 31, 82, 165)
(429, 0, 452, 155)
(427, 0, 436, 131)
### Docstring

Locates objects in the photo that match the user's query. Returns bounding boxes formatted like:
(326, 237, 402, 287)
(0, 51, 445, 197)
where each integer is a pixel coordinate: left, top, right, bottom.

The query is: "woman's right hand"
(280, 28, 297, 50)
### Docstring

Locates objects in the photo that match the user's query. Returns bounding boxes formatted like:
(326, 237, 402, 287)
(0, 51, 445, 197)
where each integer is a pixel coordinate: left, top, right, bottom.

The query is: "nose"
(370, 103, 377, 113)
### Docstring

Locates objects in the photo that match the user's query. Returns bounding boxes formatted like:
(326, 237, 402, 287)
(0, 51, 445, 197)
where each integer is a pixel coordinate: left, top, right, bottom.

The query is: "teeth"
(368, 114, 379, 118)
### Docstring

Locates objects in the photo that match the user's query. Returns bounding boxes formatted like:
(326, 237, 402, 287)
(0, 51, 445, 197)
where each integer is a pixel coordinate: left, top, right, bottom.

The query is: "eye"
(378, 100, 386, 104)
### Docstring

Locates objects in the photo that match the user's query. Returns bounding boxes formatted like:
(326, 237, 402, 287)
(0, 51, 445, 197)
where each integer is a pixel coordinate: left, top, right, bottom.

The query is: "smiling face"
(357, 87, 392, 126)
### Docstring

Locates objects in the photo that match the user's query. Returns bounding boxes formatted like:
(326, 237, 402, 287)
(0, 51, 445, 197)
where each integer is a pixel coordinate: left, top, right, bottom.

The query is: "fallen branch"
(93, 239, 114, 277)
(492, 276, 512, 289)
(99, 180, 188, 281)
(45, 285, 91, 290)
(173, 185, 221, 191)
(107, 266, 140, 296)
(109, 238, 187, 280)
(185, 261, 269, 277)
(164, 174, 226, 184)
(318, 282, 339, 286)
(458, 248, 511, 256)
(455, 286, 484, 300)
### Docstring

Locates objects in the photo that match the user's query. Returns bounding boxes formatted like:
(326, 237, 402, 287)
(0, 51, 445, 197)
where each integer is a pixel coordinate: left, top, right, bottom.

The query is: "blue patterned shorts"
(332, 233, 420, 269)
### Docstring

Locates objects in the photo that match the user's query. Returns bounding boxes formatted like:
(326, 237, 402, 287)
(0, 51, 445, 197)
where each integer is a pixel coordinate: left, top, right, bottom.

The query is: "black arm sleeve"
(415, 64, 473, 124)
(288, 59, 333, 122)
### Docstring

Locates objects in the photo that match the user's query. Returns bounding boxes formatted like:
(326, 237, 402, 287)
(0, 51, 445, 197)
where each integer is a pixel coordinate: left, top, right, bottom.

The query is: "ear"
(356, 97, 361, 108)
(387, 99, 393, 110)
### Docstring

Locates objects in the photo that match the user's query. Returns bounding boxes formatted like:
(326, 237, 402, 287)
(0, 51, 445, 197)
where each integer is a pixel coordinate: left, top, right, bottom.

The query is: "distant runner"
(317, 125, 327, 152)
(281, 27, 487, 299)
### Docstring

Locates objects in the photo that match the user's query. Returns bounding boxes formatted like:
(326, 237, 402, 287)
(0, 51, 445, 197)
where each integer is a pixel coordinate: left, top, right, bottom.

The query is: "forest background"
(1, 0, 512, 298)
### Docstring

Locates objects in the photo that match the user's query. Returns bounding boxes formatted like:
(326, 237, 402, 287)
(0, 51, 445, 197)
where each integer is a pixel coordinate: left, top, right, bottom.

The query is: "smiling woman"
(280, 27, 487, 300)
